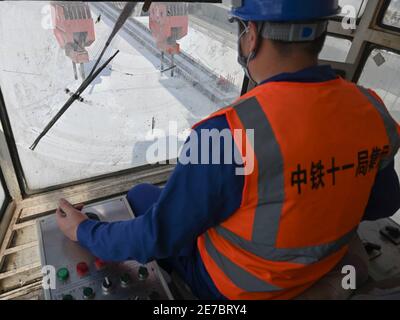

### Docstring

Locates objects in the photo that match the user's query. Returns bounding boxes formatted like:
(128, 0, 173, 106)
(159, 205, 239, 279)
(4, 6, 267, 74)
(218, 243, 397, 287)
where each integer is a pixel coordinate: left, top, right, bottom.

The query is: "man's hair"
(269, 32, 327, 57)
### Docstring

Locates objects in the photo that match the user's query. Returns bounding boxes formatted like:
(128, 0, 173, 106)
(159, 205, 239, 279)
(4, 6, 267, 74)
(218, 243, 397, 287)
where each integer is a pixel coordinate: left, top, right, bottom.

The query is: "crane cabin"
(0, 0, 399, 302)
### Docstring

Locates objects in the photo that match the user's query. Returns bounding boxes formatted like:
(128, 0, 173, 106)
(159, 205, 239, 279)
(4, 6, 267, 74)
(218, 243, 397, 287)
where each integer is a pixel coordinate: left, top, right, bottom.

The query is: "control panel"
(358, 218, 400, 282)
(37, 196, 173, 300)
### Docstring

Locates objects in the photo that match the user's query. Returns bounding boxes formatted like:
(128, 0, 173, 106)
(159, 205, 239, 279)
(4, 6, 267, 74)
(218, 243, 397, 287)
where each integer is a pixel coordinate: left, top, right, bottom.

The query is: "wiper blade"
(30, 2, 138, 151)
(29, 50, 119, 150)
(87, 2, 137, 79)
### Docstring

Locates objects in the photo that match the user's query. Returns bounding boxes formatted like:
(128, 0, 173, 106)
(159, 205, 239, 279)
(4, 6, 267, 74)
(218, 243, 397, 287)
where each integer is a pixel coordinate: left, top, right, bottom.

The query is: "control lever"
(363, 241, 382, 260)
(85, 212, 101, 221)
(363, 241, 381, 254)
(380, 225, 400, 245)
(386, 226, 400, 238)
(102, 276, 113, 293)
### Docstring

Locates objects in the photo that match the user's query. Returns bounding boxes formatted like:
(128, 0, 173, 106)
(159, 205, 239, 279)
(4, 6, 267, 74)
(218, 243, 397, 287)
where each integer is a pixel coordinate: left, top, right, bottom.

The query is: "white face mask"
(236, 19, 257, 84)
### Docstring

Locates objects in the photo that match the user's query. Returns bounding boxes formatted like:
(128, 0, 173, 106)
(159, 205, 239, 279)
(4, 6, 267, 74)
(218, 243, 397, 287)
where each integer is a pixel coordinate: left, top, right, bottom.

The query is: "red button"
(76, 262, 89, 277)
(95, 257, 106, 270)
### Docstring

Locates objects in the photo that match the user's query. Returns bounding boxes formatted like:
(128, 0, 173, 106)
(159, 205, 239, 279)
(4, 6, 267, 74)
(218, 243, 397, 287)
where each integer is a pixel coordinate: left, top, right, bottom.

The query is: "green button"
(83, 287, 95, 299)
(62, 294, 74, 300)
(57, 268, 69, 282)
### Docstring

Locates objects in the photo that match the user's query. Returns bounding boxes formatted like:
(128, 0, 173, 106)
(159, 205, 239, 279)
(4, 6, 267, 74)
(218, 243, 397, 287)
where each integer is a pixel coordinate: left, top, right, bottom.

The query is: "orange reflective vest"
(195, 77, 400, 300)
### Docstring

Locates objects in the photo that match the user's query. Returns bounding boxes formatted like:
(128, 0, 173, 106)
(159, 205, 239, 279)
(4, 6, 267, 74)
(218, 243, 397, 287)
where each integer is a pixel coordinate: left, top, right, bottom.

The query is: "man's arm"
(363, 159, 400, 221)
(75, 115, 244, 263)
(362, 89, 400, 221)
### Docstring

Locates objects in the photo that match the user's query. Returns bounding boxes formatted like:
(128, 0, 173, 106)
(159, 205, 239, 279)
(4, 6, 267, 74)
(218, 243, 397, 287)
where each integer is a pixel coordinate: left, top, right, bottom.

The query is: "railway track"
(90, 2, 239, 106)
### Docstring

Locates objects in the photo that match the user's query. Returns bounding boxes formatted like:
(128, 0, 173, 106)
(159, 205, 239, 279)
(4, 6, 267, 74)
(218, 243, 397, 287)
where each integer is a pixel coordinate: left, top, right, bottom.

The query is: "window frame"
(377, 0, 400, 33)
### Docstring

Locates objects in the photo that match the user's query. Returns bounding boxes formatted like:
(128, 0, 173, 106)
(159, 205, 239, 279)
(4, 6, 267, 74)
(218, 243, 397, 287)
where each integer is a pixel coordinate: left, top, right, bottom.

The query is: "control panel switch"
(102, 277, 113, 293)
(119, 273, 132, 287)
(76, 262, 89, 277)
(95, 257, 107, 270)
(83, 287, 95, 299)
(56, 267, 69, 282)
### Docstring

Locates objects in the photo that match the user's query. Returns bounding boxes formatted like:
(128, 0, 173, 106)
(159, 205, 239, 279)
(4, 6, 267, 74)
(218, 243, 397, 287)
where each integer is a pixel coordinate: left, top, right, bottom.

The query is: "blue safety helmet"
(230, 0, 340, 22)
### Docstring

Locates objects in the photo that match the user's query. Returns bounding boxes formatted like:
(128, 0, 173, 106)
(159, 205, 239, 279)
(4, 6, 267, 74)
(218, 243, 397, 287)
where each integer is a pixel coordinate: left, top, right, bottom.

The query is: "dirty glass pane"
(319, 36, 352, 62)
(0, 1, 244, 190)
(358, 48, 400, 223)
(359, 49, 400, 122)
(382, 0, 400, 29)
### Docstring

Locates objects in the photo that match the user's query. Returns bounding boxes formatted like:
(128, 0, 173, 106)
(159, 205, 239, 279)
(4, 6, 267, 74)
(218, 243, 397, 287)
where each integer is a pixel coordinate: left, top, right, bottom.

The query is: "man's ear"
(247, 21, 259, 53)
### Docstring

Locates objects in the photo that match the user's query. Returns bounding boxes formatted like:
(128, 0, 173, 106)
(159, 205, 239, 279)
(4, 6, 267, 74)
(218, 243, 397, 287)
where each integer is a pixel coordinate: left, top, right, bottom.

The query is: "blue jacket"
(78, 65, 400, 299)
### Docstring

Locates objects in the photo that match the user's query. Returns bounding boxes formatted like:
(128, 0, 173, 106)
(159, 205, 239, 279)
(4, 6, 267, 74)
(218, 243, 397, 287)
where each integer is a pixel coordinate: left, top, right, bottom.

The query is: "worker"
(56, 0, 400, 300)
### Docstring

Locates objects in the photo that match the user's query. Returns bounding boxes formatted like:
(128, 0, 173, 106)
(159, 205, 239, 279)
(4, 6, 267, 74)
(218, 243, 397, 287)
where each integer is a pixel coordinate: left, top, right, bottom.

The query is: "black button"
(83, 287, 95, 299)
(120, 273, 131, 287)
(138, 266, 149, 280)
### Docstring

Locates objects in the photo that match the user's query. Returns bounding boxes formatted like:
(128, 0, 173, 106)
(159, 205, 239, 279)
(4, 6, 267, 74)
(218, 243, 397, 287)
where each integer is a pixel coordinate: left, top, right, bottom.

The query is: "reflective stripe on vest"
(233, 97, 285, 245)
(214, 226, 357, 264)
(204, 232, 282, 292)
(358, 86, 400, 169)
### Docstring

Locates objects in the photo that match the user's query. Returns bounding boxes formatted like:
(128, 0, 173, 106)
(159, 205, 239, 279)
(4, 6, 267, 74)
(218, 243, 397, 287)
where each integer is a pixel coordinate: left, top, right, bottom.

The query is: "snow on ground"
(0, 1, 241, 189)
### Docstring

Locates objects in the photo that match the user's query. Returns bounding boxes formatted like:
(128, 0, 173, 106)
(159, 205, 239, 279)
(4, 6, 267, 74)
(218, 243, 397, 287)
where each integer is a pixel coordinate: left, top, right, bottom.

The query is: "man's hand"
(56, 198, 88, 242)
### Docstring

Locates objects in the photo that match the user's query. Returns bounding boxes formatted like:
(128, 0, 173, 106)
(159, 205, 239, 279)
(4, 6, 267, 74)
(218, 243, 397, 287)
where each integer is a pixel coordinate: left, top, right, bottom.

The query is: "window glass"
(319, 36, 352, 62)
(358, 48, 400, 224)
(382, 0, 400, 29)
(0, 1, 244, 190)
(358, 49, 400, 121)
